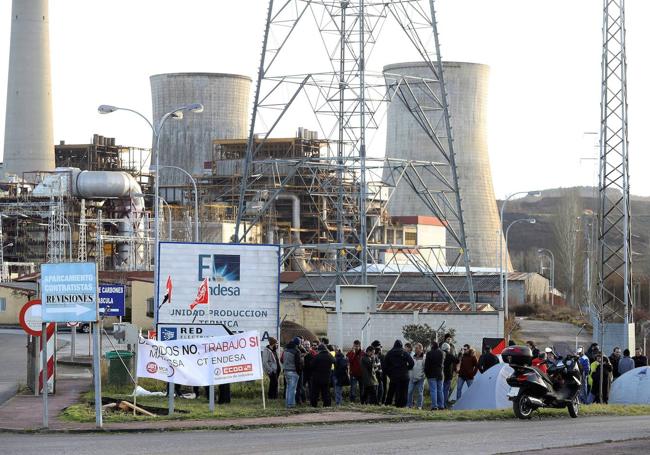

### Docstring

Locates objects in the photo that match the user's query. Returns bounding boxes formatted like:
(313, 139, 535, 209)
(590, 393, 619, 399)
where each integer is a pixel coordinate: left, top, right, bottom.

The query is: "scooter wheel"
(568, 396, 579, 418)
(513, 395, 534, 420)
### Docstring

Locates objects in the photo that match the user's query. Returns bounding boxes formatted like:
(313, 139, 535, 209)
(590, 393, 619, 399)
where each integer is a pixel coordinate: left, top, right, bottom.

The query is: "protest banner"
(137, 330, 263, 387)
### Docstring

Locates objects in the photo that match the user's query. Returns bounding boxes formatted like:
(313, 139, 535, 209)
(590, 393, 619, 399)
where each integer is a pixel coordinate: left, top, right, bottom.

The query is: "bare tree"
(552, 189, 583, 308)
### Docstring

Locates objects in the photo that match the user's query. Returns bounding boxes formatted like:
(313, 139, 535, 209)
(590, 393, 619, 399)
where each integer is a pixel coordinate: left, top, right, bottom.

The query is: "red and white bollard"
(39, 323, 56, 394)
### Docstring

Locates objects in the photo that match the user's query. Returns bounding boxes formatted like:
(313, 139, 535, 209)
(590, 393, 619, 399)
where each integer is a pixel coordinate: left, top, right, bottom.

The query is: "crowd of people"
(580, 343, 648, 404)
(262, 335, 650, 409)
(262, 334, 491, 410)
(524, 340, 648, 404)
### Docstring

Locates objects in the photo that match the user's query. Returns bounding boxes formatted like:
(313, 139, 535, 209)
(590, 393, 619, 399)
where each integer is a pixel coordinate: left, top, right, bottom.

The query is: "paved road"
(518, 318, 592, 351)
(508, 437, 650, 454)
(2, 415, 649, 455)
(0, 327, 113, 405)
(0, 329, 27, 405)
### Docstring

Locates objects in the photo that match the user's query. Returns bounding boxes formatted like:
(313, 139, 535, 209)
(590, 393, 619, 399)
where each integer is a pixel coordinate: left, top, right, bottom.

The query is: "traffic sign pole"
(93, 321, 103, 428)
(71, 326, 76, 362)
(42, 322, 48, 429)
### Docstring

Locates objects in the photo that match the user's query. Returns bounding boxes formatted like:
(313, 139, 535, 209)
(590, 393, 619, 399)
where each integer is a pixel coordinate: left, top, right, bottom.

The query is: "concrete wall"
(280, 299, 328, 336)
(592, 319, 635, 354)
(3, 0, 55, 177)
(383, 62, 508, 270)
(0, 287, 30, 324)
(130, 280, 153, 330)
(328, 311, 503, 350)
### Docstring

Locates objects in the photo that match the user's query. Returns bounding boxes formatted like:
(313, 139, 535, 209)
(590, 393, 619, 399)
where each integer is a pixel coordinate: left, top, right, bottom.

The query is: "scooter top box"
(501, 345, 533, 366)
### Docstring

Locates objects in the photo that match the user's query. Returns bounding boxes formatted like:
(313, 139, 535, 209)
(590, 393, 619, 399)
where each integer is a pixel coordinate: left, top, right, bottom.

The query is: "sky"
(0, 0, 649, 199)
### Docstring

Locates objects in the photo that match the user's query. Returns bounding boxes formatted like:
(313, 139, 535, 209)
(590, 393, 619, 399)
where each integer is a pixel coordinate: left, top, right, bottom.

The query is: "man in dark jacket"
(310, 344, 335, 407)
(610, 347, 622, 379)
(441, 343, 457, 408)
(346, 340, 364, 403)
(424, 341, 445, 410)
(633, 347, 648, 368)
(478, 345, 500, 373)
(456, 344, 478, 400)
(384, 340, 415, 408)
(333, 348, 350, 405)
(302, 340, 317, 403)
(361, 346, 379, 404)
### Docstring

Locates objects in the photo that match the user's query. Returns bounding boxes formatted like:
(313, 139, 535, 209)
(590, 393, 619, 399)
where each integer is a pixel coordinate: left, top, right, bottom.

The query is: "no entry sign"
(19, 300, 43, 337)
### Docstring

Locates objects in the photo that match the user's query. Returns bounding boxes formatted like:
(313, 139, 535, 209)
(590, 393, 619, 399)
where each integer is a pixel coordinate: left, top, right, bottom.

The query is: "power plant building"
(383, 61, 508, 270)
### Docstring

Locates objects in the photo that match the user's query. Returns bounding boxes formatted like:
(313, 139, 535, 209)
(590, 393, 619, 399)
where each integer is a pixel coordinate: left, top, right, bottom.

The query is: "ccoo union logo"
(146, 362, 158, 374)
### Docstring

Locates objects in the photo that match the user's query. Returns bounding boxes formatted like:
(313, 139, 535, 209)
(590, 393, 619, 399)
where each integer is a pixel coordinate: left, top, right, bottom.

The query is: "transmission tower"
(46, 194, 66, 263)
(77, 199, 87, 262)
(234, 0, 475, 307)
(597, 0, 632, 347)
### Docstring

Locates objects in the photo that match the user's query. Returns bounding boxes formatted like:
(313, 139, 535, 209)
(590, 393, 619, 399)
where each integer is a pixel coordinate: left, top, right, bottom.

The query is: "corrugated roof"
(282, 273, 503, 295)
(379, 302, 495, 312)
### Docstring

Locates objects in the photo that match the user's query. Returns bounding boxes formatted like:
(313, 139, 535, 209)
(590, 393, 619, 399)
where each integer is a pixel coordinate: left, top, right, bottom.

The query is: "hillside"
(499, 186, 650, 282)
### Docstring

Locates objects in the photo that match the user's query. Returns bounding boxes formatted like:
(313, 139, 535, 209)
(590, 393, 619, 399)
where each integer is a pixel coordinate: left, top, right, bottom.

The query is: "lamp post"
(537, 248, 556, 306)
(499, 191, 541, 310)
(98, 102, 203, 326)
(504, 218, 536, 322)
(99, 102, 203, 417)
(150, 165, 199, 243)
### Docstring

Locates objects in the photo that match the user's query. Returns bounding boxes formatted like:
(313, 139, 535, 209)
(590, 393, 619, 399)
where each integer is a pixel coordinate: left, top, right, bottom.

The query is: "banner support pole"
(168, 382, 175, 415)
(41, 323, 48, 428)
(259, 343, 266, 410)
(209, 384, 215, 413)
(93, 321, 103, 428)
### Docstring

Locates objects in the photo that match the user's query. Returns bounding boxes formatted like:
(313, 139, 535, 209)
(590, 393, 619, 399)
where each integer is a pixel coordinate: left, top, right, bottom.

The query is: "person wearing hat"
(262, 337, 281, 399)
(371, 340, 387, 403)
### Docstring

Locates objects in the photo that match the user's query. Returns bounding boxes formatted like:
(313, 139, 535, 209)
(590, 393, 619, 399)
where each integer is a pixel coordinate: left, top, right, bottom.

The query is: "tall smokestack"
(3, 0, 55, 178)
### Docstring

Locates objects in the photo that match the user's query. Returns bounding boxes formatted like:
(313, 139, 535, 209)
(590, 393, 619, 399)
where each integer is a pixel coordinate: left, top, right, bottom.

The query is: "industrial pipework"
(33, 168, 145, 269)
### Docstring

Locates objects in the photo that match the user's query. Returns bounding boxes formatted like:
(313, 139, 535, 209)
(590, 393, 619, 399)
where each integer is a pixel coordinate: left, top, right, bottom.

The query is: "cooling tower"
(150, 73, 251, 187)
(384, 62, 507, 269)
(3, 0, 55, 177)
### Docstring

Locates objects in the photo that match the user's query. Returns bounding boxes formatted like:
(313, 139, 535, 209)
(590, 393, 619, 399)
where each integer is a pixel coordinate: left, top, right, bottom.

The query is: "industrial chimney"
(3, 0, 55, 178)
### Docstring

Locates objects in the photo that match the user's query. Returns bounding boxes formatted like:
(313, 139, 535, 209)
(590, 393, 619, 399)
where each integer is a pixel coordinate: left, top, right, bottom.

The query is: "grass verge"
(61, 379, 650, 424)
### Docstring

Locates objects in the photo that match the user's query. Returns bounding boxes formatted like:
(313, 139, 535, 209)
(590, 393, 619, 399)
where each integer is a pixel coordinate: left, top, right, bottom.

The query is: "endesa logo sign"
(223, 363, 253, 375)
(198, 254, 241, 296)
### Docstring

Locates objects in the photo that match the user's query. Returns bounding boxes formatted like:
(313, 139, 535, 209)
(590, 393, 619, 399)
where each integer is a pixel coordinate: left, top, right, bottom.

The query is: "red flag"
(190, 278, 209, 310)
(161, 276, 172, 306)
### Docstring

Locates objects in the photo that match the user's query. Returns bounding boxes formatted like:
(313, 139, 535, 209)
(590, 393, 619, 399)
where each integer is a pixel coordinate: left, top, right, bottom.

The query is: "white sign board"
(157, 323, 232, 341)
(137, 330, 263, 386)
(41, 262, 98, 322)
(157, 243, 280, 342)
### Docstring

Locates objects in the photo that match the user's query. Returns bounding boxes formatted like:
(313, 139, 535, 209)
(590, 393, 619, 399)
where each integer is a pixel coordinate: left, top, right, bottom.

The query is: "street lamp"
(149, 165, 199, 243)
(499, 191, 541, 310)
(98, 102, 203, 327)
(537, 248, 556, 306)
(504, 218, 536, 322)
